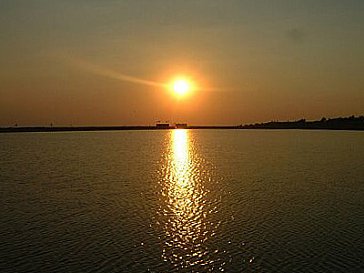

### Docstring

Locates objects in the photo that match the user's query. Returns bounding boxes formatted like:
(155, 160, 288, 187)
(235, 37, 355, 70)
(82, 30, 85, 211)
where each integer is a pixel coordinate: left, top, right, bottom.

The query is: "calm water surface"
(1, 130, 363, 272)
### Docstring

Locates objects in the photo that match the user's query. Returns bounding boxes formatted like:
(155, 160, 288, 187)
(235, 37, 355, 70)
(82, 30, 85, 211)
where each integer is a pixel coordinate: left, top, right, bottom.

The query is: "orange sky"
(0, 1, 363, 126)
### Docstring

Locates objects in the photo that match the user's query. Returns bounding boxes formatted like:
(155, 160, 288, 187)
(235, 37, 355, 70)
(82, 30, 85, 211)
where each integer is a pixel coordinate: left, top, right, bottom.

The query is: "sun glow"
(171, 78, 192, 97)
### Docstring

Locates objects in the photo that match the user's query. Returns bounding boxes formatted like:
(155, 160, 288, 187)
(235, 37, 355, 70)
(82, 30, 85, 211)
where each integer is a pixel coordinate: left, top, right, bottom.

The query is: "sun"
(172, 79, 190, 96)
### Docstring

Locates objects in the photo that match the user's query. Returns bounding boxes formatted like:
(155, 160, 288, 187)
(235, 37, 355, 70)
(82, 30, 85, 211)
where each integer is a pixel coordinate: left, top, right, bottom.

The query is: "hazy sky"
(1, 0, 363, 126)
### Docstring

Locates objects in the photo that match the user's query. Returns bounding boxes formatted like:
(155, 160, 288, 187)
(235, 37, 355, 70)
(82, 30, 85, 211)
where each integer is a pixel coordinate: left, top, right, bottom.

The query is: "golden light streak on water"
(172, 130, 190, 189)
(156, 130, 222, 271)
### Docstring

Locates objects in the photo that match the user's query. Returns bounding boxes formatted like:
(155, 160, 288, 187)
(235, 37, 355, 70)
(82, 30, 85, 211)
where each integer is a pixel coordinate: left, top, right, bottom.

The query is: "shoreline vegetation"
(1, 116, 363, 133)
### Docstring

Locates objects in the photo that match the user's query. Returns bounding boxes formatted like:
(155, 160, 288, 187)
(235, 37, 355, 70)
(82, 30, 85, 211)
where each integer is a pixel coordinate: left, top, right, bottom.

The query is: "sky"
(0, 0, 363, 126)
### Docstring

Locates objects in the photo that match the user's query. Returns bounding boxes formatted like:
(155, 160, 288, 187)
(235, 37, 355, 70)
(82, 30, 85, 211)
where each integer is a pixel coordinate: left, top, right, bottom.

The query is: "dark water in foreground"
(1, 130, 363, 272)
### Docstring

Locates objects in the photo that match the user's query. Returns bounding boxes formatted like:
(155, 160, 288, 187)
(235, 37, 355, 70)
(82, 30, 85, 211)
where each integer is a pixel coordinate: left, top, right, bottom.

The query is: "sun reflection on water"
(173, 130, 190, 189)
(156, 129, 222, 271)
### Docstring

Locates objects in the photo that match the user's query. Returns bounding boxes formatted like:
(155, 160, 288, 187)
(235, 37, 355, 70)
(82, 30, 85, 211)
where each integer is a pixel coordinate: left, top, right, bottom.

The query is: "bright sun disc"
(173, 79, 190, 96)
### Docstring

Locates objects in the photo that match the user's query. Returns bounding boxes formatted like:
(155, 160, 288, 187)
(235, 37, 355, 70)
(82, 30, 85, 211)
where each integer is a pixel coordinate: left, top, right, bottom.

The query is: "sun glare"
(172, 79, 190, 96)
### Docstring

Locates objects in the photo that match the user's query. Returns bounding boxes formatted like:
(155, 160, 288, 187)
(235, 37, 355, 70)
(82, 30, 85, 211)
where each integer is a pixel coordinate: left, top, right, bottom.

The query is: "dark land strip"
(1, 116, 363, 133)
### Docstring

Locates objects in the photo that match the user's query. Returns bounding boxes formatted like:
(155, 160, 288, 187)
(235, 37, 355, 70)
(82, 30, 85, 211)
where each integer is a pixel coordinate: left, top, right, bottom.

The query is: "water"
(0, 130, 363, 272)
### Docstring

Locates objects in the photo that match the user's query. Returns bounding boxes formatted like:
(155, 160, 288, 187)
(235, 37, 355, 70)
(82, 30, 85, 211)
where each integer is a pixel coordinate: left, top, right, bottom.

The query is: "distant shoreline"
(1, 116, 363, 133)
(0, 127, 363, 134)
(0, 125, 244, 133)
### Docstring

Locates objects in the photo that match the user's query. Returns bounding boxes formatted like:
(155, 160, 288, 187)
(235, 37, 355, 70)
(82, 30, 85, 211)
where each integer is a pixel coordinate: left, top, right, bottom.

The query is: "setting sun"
(172, 79, 190, 96)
